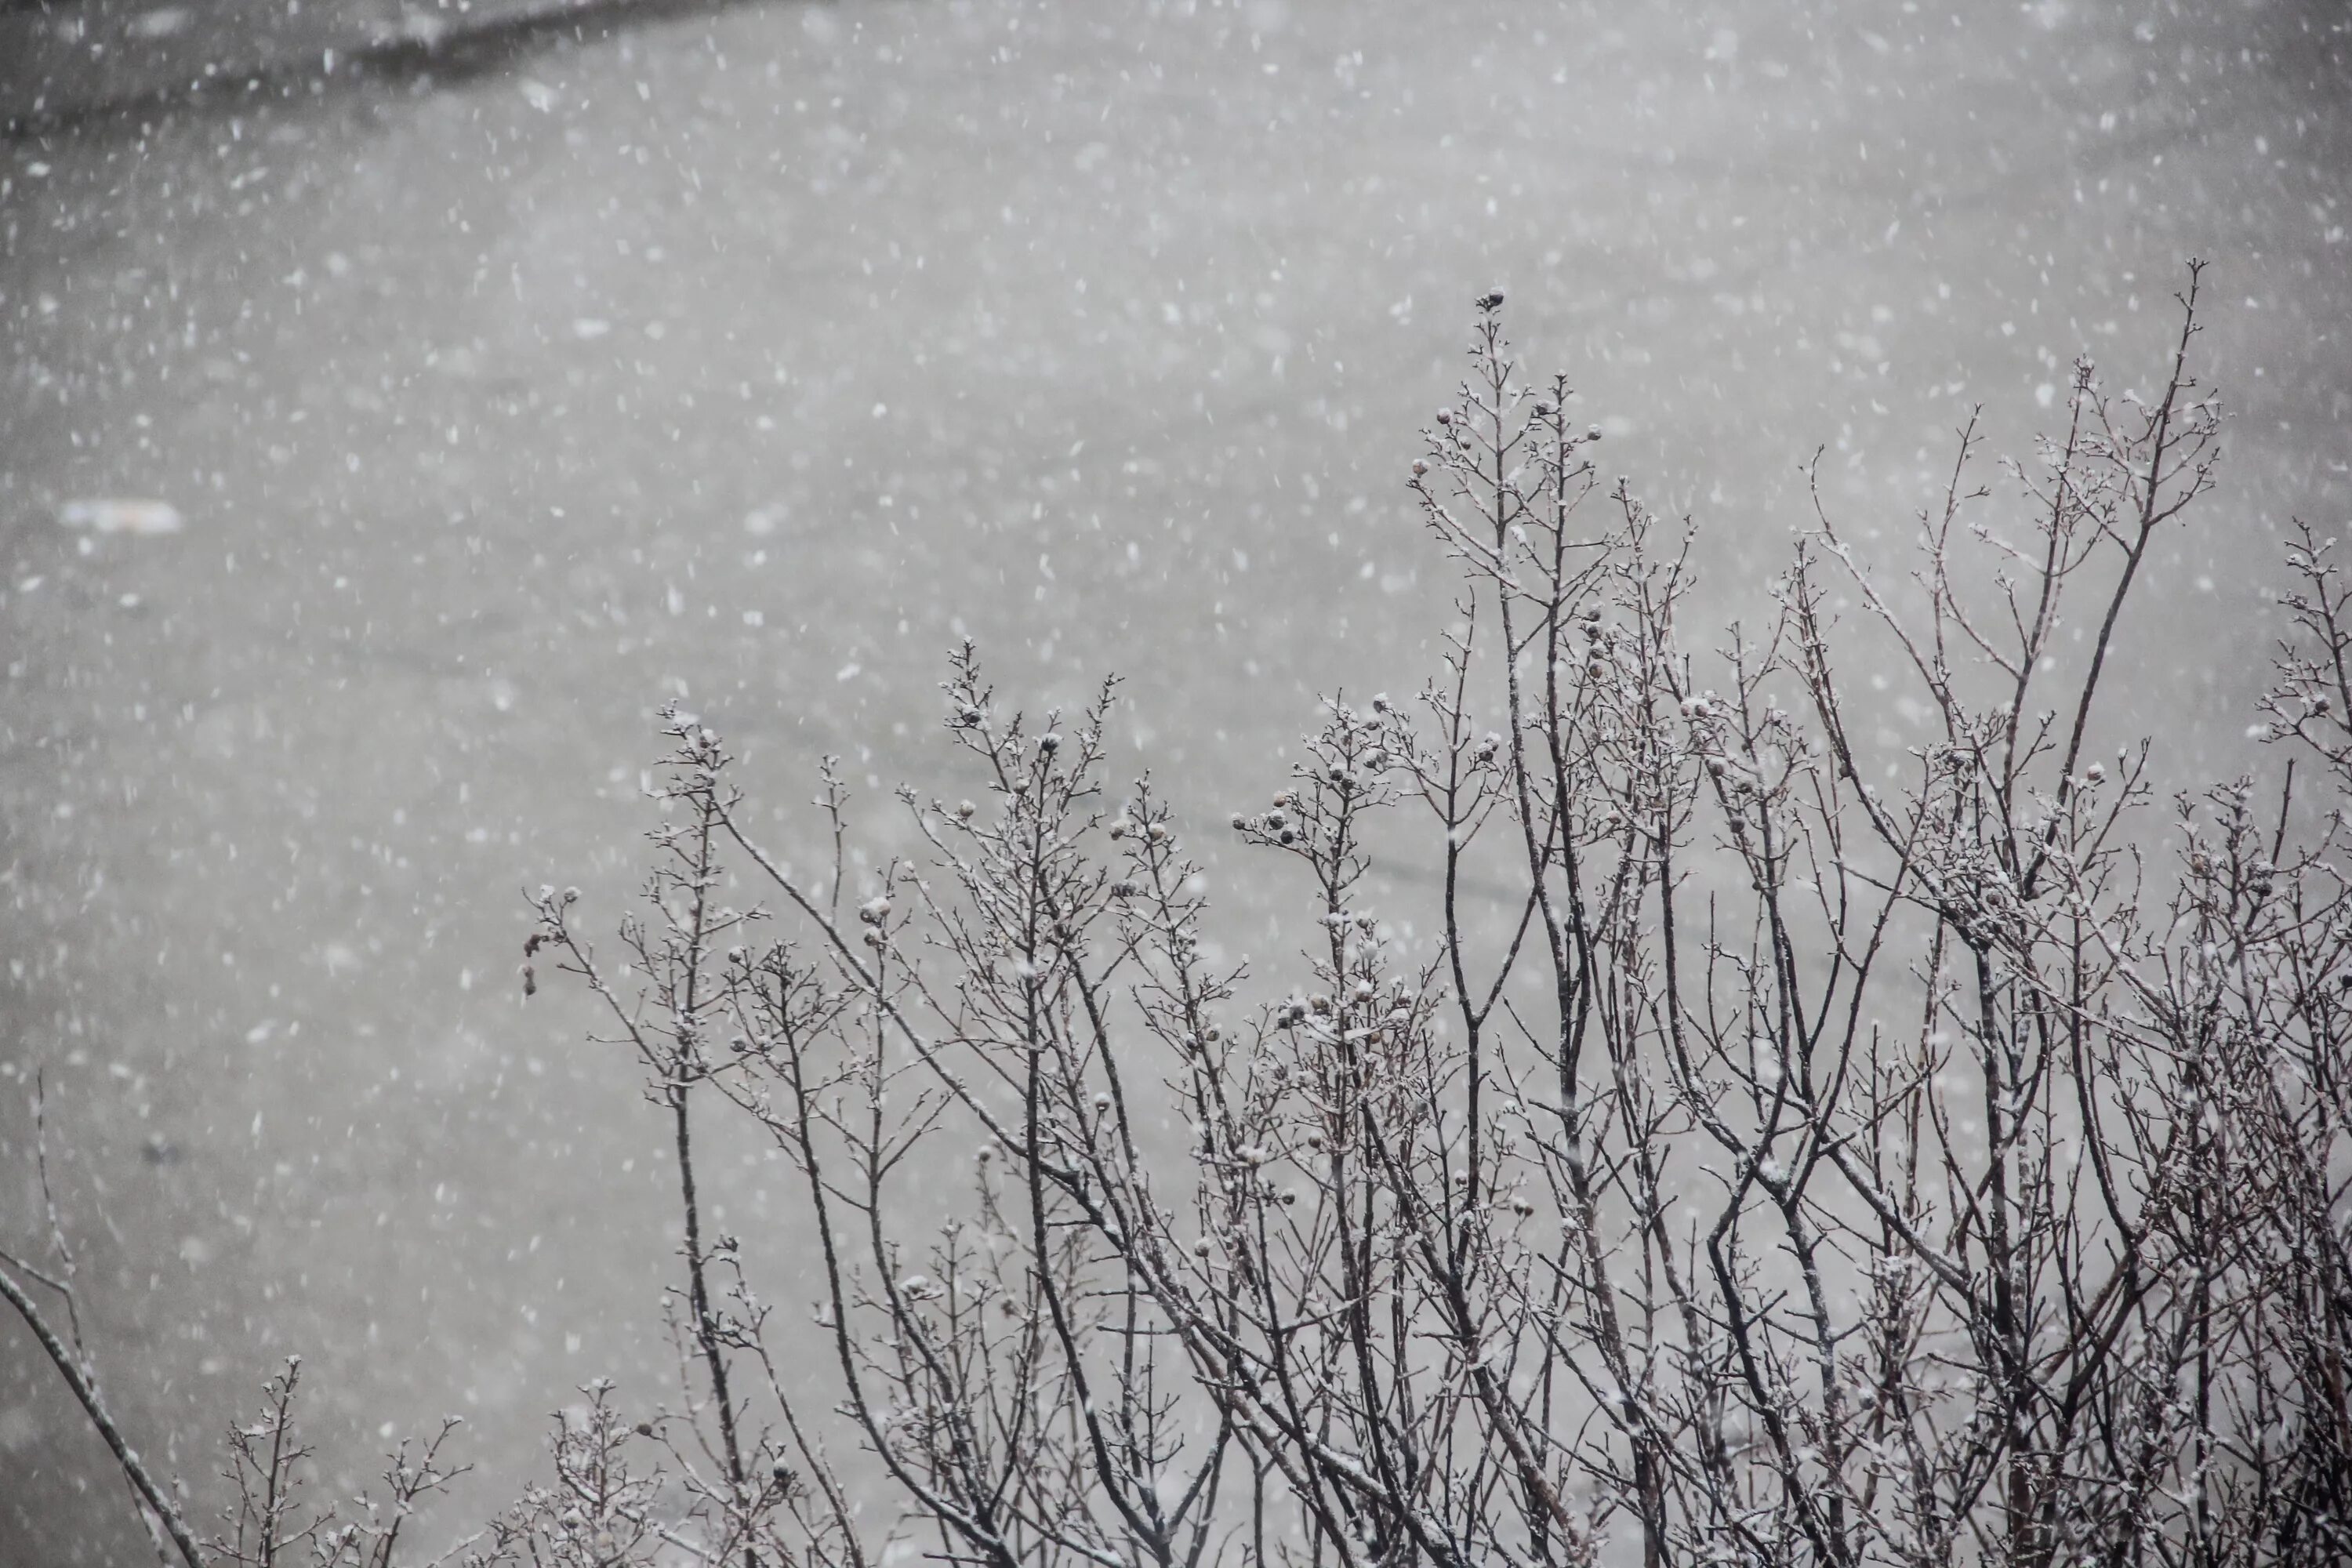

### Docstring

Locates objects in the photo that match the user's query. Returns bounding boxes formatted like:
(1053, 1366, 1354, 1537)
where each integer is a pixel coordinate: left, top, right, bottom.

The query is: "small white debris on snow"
(58, 498, 183, 535)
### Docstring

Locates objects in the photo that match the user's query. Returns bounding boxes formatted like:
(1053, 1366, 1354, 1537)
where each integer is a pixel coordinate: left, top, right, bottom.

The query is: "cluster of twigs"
(12, 264, 2352, 1566)
(505, 263, 2352, 1568)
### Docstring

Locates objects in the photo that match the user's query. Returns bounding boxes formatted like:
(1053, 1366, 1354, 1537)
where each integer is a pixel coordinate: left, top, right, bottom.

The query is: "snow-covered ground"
(2, 0, 2346, 1556)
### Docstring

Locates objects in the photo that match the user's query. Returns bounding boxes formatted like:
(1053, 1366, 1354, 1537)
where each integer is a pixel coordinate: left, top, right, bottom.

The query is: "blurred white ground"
(2, 0, 2347, 1559)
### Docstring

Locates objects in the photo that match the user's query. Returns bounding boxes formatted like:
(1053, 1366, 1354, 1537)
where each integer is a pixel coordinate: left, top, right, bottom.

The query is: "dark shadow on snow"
(2, 0, 811, 140)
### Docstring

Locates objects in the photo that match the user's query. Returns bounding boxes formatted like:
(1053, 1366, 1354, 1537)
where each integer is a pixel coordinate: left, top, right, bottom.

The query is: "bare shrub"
(11, 263, 2351, 1566)
(214, 1359, 468, 1567)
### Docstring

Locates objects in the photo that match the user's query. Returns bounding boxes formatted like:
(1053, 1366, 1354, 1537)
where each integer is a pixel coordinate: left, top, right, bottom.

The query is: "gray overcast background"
(3, 0, 2347, 1559)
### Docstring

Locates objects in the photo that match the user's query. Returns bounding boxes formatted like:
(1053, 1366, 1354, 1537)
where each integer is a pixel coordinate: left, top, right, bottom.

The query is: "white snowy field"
(2, 0, 2347, 1558)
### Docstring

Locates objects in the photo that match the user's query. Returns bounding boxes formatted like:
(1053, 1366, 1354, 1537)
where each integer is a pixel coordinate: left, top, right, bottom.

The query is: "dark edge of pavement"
(2, 0, 781, 140)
